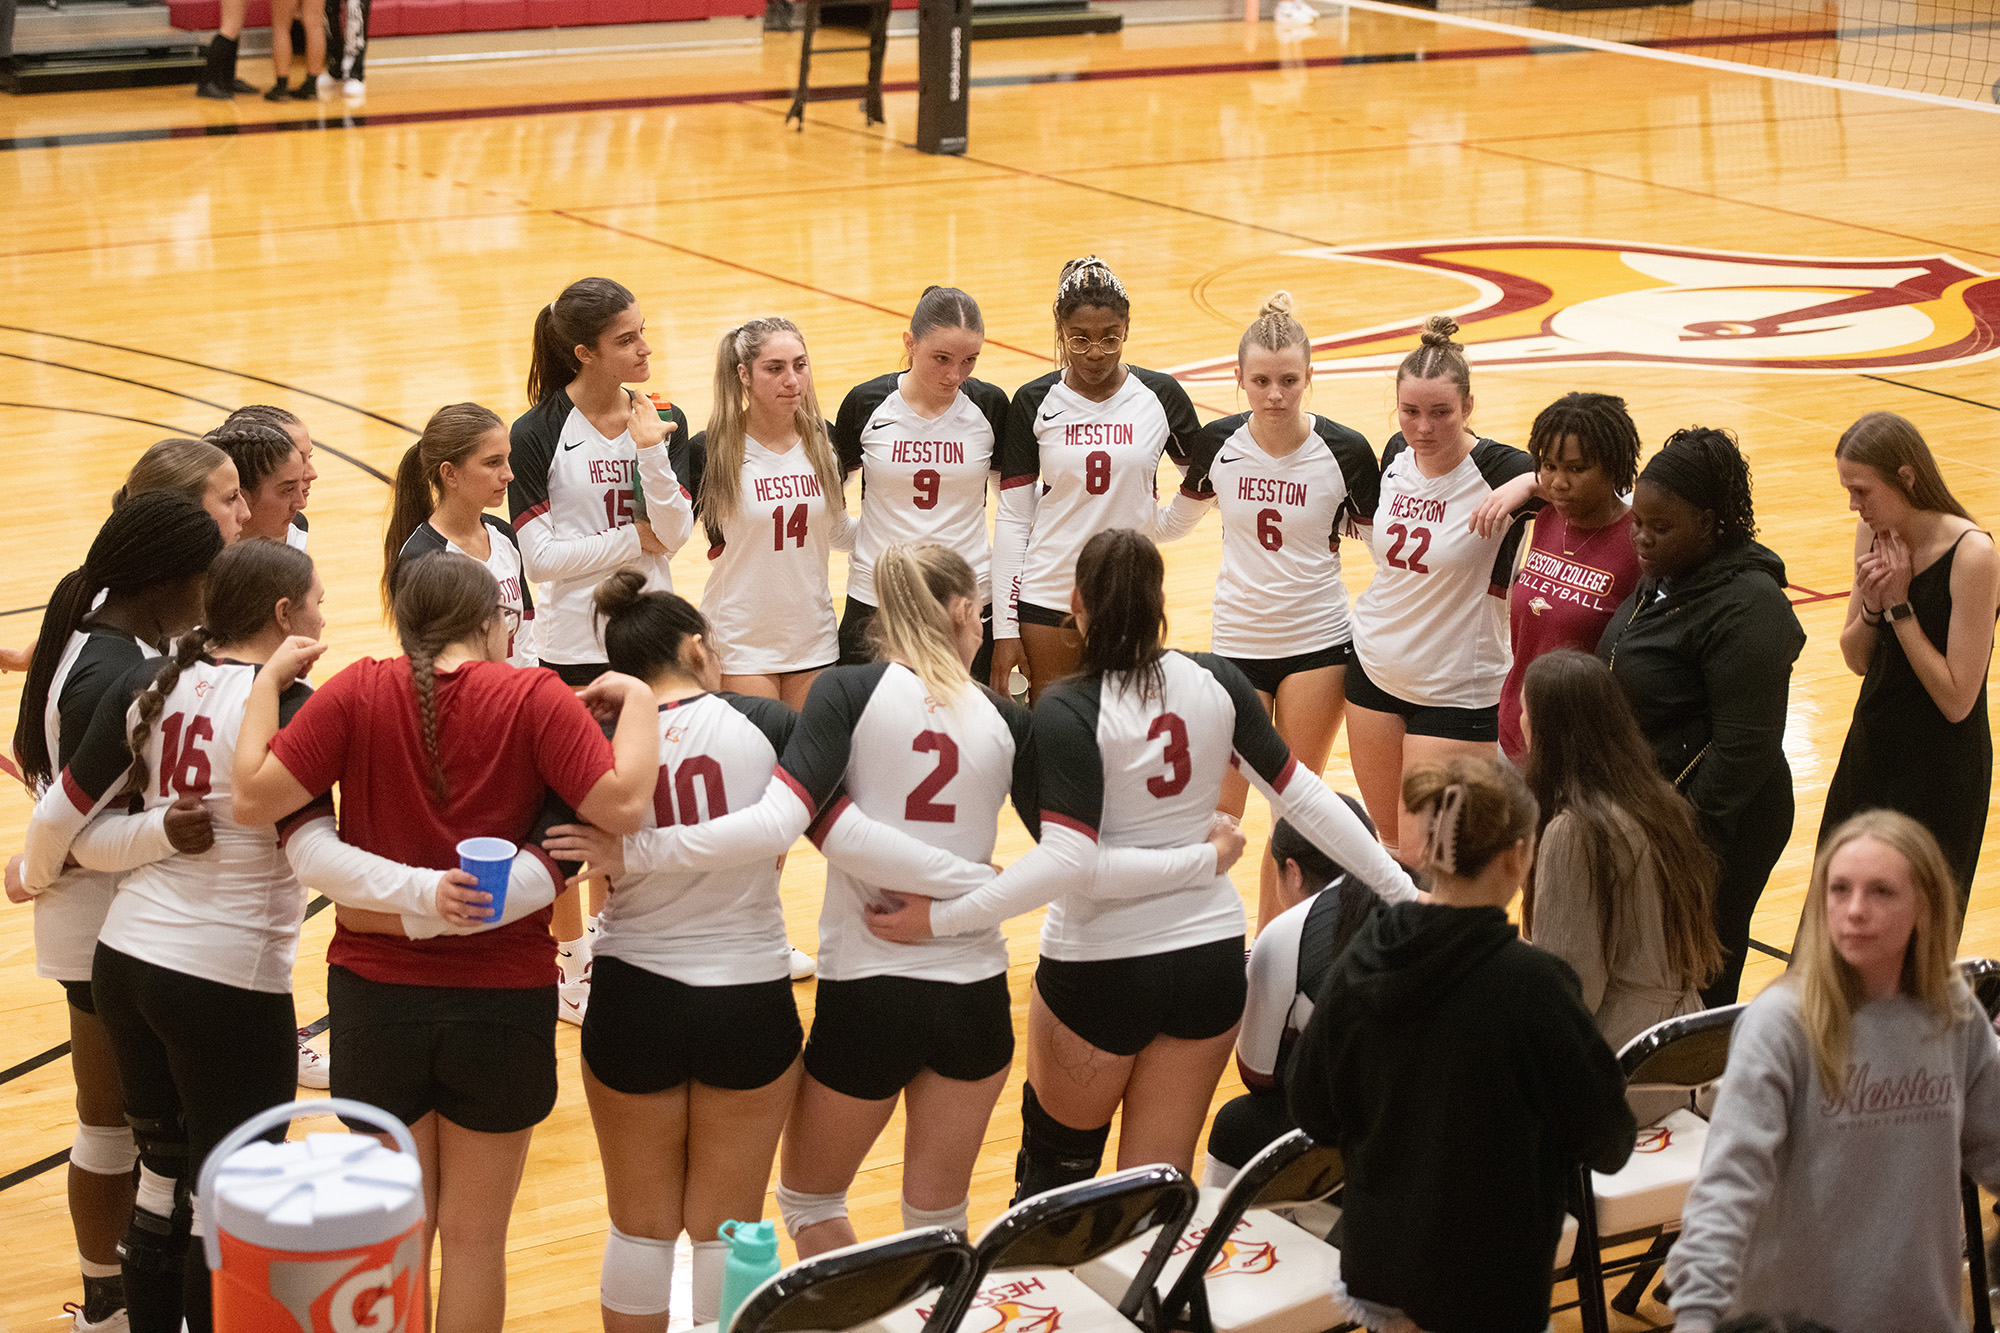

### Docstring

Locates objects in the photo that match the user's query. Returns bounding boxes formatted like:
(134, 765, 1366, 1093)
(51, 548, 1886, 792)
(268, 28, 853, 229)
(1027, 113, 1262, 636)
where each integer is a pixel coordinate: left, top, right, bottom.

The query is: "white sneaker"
(67, 1301, 129, 1332)
(788, 947, 817, 981)
(316, 72, 334, 94)
(295, 1027, 330, 1090)
(558, 977, 589, 1026)
(1274, 0, 1316, 23)
(342, 78, 364, 98)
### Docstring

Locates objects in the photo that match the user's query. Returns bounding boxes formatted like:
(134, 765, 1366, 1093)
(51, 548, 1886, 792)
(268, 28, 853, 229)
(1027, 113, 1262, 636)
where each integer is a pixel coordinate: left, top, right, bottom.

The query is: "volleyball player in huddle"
(513, 278, 693, 1012)
(116, 437, 252, 543)
(7, 493, 223, 1333)
(208, 419, 309, 546)
(681, 317, 851, 708)
(386, 403, 536, 667)
(537, 573, 801, 1331)
(871, 529, 1416, 1197)
(580, 544, 1038, 1254)
(220, 405, 317, 550)
(1157, 292, 1378, 928)
(26, 540, 327, 1333)
(1344, 316, 1536, 858)
(990, 257, 1200, 700)
(233, 553, 663, 1333)
(831, 287, 1009, 682)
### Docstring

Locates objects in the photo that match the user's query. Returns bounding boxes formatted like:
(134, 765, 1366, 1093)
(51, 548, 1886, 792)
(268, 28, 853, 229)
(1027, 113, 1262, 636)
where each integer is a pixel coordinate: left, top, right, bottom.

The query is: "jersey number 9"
(913, 469, 941, 510)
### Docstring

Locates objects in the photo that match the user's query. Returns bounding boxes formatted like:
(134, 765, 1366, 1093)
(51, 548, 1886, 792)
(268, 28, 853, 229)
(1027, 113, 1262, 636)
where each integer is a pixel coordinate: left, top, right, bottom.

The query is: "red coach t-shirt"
(1499, 511, 1640, 762)
(270, 657, 615, 988)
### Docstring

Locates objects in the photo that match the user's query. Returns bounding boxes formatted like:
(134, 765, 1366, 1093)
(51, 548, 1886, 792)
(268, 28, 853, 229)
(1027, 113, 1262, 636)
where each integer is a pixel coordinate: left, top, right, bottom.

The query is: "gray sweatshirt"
(1666, 978, 2000, 1332)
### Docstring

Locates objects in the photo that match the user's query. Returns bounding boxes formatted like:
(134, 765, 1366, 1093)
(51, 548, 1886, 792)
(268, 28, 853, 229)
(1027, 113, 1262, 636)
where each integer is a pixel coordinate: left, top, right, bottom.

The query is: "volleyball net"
(1332, 0, 2000, 111)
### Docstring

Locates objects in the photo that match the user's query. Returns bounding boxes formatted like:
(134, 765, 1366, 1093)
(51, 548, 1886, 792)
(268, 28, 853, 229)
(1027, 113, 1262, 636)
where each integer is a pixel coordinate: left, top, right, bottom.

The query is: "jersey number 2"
(771, 504, 809, 550)
(906, 732, 959, 823)
(157, 714, 214, 799)
(1147, 713, 1190, 798)
(1383, 523, 1432, 573)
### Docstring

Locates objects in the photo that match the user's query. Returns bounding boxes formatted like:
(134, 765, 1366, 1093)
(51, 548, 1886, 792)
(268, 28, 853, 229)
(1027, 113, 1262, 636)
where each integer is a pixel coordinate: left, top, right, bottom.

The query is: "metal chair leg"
(1965, 1174, 1993, 1333)
(786, 0, 819, 127)
(862, 0, 889, 124)
(1610, 1232, 1674, 1317)
(1569, 1169, 1610, 1333)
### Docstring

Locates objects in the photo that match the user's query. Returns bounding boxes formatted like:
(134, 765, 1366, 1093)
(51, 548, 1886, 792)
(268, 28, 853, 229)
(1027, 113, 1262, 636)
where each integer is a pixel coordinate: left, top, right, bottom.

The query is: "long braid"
(408, 636, 450, 806)
(125, 633, 210, 796)
(391, 551, 502, 810)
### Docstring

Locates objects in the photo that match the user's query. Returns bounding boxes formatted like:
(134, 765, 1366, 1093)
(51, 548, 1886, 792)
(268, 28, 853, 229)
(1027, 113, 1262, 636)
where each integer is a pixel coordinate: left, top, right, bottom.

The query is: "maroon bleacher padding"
(646, 0, 705, 21)
(397, 0, 465, 32)
(459, 0, 530, 28)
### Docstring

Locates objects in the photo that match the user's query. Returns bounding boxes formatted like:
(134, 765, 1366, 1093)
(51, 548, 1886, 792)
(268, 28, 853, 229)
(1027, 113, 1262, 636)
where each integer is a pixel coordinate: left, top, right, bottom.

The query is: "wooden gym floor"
(3, 5, 1999, 1327)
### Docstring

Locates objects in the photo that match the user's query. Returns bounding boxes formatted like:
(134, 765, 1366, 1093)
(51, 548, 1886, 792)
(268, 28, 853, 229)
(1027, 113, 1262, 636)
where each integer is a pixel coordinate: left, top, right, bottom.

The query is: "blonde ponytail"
(870, 543, 978, 709)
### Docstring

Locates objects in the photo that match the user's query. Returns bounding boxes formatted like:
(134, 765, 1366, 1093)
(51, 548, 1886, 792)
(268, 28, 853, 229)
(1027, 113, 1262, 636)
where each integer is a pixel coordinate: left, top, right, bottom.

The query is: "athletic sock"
(1013, 1083, 1109, 1206)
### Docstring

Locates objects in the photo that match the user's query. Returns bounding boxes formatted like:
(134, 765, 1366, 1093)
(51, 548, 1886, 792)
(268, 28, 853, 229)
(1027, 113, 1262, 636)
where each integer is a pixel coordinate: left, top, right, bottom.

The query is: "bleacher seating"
(164, 0, 916, 39)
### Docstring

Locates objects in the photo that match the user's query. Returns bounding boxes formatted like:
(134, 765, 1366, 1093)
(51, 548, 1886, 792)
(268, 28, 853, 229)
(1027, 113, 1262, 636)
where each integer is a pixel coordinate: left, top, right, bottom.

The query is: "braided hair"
(1395, 315, 1471, 405)
(1642, 426, 1758, 548)
(126, 540, 315, 797)
(208, 418, 298, 494)
(14, 492, 225, 791)
(1053, 256, 1131, 367)
(392, 552, 502, 807)
(1527, 392, 1642, 494)
(1237, 290, 1310, 363)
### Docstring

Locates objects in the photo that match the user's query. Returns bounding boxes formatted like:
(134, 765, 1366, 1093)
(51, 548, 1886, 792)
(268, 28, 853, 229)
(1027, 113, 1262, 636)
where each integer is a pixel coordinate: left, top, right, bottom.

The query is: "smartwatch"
(1887, 602, 1915, 623)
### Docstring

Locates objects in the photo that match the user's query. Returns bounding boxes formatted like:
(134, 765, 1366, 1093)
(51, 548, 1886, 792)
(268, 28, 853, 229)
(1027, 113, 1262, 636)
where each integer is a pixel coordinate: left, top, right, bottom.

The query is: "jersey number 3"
(1146, 713, 1190, 798)
(906, 732, 959, 823)
(157, 714, 214, 798)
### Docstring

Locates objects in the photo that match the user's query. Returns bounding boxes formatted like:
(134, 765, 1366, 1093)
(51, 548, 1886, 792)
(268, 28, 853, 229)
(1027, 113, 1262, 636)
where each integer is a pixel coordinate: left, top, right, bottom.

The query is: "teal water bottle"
(716, 1218, 781, 1332)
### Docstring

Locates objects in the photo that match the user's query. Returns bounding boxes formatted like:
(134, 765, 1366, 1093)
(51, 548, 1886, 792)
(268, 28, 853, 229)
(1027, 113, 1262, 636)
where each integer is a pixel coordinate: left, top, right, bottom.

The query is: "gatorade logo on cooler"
(267, 1233, 424, 1333)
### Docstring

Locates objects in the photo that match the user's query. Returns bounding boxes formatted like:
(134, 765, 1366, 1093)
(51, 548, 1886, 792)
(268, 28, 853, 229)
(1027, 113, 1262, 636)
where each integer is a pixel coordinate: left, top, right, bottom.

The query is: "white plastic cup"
(456, 837, 514, 922)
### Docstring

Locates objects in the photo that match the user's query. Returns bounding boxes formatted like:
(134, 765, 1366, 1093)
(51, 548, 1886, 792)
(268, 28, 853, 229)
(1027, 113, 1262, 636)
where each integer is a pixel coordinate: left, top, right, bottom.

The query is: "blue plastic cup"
(456, 837, 514, 922)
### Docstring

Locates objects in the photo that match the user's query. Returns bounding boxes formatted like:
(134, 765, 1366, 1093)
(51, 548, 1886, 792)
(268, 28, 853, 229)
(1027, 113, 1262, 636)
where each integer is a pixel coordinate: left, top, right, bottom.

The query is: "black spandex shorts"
(582, 955, 802, 1094)
(1015, 601, 1072, 631)
(1222, 642, 1353, 698)
(841, 596, 995, 684)
(61, 978, 97, 1015)
(1342, 654, 1499, 743)
(549, 661, 609, 688)
(803, 973, 1013, 1101)
(1035, 937, 1248, 1057)
(327, 965, 557, 1134)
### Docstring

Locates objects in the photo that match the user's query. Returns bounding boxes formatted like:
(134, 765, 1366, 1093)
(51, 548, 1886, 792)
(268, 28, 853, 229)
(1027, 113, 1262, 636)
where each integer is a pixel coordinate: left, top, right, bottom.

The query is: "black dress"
(1821, 529, 1994, 911)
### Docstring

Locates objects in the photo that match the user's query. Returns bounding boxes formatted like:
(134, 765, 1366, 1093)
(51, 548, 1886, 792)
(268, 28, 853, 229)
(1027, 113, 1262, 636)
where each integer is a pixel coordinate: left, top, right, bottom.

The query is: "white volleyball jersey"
(1238, 860, 1381, 1085)
(34, 628, 157, 982)
(781, 661, 1034, 983)
(286, 513, 309, 551)
(594, 692, 797, 986)
(994, 367, 1198, 632)
(51, 658, 317, 993)
(1180, 413, 1379, 660)
(397, 516, 537, 668)
(831, 374, 1009, 606)
(684, 432, 851, 676)
(509, 392, 693, 666)
(1350, 435, 1535, 709)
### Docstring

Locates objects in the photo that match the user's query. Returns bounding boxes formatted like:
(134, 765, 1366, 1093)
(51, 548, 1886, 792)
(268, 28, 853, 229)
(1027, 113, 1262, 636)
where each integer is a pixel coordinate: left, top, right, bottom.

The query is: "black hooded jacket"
(1287, 902, 1635, 1333)
(1596, 539, 1805, 846)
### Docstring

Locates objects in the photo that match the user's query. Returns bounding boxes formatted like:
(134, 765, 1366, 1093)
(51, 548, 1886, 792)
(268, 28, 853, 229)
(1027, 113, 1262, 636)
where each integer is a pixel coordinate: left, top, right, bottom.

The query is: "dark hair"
(594, 568, 709, 684)
(223, 404, 304, 435)
(910, 286, 983, 342)
(527, 277, 637, 406)
(115, 437, 230, 511)
(1528, 392, 1641, 494)
(1835, 410, 1974, 521)
(1073, 528, 1167, 697)
(383, 402, 507, 615)
(1521, 650, 1722, 988)
(1641, 426, 1757, 547)
(1270, 808, 1371, 890)
(392, 552, 502, 806)
(127, 540, 315, 797)
(1395, 315, 1471, 404)
(14, 493, 225, 790)
(208, 419, 298, 494)
(1403, 756, 1537, 881)
(1052, 256, 1130, 366)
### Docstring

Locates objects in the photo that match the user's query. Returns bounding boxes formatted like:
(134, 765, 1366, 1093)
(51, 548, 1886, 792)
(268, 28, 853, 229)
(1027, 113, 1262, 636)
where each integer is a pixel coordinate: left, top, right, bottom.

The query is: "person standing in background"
(320, 0, 367, 97)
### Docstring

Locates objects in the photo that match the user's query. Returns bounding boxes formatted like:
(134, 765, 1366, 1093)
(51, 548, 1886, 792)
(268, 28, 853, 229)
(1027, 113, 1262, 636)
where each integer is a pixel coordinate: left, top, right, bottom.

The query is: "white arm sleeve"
(68, 807, 177, 874)
(1242, 761, 1416, 904)
(403, 852, 563, 939)
(1153, 491, 1213, 544)
(817, 802, 997, 901)
(636, 442, 694, 553)
(622, 773, 812, 876)
(24, 771, 119, 892)
(284, 817, 562, 937)
(516, 511, 644, 585)
(991, 482, 1037, 640)
(927, 820, 1096, 937)
(1238, 900, 1308, 1082)
(1091, 841, 1219, 897)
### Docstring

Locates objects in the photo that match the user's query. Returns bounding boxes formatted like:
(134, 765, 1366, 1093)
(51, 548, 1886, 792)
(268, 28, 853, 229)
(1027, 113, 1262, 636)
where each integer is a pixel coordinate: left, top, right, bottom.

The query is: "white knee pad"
(70, 1122, 138, 1176)
(691, 1238, 728, 1324)
(775, 1183, 850, 1241)
(900, 1195, 970, 1237)
(600, 1226, 675, 1317)
(1202, 1154, 1240, 1192)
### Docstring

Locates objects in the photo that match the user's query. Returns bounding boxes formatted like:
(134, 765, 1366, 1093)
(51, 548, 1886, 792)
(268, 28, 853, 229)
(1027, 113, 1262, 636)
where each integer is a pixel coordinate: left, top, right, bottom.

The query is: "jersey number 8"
(1083, 450, 1111, 496)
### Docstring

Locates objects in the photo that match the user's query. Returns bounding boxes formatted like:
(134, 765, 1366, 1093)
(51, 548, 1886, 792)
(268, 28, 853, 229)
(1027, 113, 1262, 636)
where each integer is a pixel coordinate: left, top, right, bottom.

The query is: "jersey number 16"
(157, 713, 214, 799)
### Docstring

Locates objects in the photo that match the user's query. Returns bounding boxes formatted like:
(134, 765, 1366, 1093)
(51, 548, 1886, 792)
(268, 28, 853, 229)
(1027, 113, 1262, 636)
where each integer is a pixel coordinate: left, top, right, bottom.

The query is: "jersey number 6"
(157, 713, 214, 799)
(906, 732, 960, 823)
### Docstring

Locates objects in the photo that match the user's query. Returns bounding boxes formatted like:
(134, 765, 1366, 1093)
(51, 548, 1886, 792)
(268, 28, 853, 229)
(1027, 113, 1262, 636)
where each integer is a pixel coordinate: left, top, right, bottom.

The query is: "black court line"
(1749, 937, 1793, 964)
(1862, 374, 2000, 414)
(0, 1040, 73, 1087)
(0, 402, 197, 434)
(0, 604, 48, 617)
(0, 1150, 72, 1193)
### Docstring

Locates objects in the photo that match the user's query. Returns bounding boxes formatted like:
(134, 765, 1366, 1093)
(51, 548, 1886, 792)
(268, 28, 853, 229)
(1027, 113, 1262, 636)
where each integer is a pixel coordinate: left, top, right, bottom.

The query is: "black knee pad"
(1012, 1082, 1110, 1206)
(125, 1111, 189, 1181)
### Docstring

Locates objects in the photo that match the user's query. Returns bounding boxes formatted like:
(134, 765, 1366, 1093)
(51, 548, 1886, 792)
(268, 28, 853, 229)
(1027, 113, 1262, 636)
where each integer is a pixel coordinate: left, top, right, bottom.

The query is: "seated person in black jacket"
(1286, 757, 1636, 1333)
(1205, 806, 1379, 1192)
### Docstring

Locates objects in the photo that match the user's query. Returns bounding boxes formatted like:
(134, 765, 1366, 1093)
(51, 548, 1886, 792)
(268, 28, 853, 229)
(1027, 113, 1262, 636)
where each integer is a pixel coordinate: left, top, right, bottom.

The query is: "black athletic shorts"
(803, 972, 1013, 1101)
(1342, 654, 1499, 744)
(582, 955, 802, 1095)
(327, 964, 557, 1134)
(1015, 601, 1072, 631)
(841, 596, 995, 684)
(1222, 641, 1352, 698)
(61, 978, 97, 1015)
(1035, 937, 1248, 1057)
(549, 661, 609, 688)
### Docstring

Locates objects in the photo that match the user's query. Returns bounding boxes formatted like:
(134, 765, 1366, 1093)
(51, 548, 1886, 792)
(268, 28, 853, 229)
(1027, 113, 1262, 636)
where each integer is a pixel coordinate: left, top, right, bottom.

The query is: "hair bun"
(1419, 314, 1461, 348)
(1257, 290, 1296, 320)
(593, 567, 648, 619)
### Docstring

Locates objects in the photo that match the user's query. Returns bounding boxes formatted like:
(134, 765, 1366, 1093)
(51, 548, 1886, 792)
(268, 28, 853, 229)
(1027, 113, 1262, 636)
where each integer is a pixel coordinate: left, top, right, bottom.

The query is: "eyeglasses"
(1064, 333, 1125, 356)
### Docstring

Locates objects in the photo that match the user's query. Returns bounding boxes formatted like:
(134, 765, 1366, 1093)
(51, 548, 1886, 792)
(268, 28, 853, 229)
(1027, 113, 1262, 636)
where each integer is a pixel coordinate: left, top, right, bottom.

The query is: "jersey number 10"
(655, 755, 728, 825)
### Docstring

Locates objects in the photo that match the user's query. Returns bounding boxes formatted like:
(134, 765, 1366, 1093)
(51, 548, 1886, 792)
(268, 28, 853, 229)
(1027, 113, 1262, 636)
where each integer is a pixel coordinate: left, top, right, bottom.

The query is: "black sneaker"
(79, 1271, 126, 1327)
(263, 81, 292, 101)
(195, 81, 234, 99)
(229, 76, 258, 93)
(289, 77, 321, 100)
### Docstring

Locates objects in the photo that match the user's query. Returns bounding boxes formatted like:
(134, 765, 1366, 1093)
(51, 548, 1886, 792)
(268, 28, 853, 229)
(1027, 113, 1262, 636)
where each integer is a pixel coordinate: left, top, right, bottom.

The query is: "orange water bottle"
(199, 1098, 427, 1333)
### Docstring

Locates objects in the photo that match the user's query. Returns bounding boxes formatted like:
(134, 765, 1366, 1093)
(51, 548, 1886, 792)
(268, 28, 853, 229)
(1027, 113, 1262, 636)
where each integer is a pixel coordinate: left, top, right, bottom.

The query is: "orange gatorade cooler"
(198, 1098, 427, 1333)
